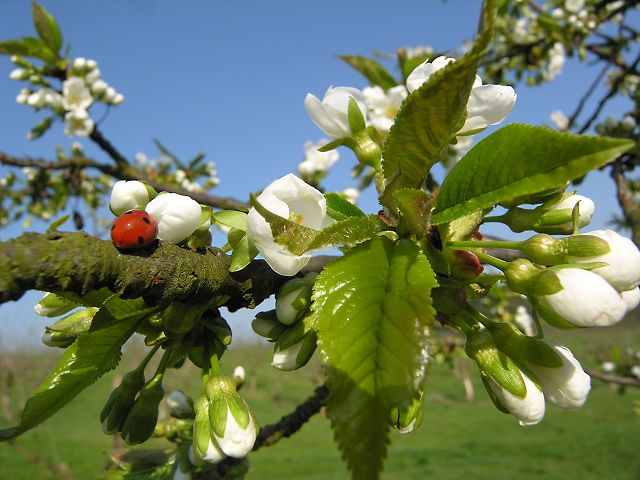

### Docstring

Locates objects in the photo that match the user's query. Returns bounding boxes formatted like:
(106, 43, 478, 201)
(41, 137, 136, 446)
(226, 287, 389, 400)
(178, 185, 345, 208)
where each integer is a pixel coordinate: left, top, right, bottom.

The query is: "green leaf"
(393, 188, 434, 238)
(0, 37, 56, 62)
(324, 193, 366, 221)
(313, 237, 437, 480)
(432, 125, 635, 224)
(213, 210, 248, 231)
(339, 55, 398, 91)
(380, 0, 498, 210)
(0, 296, 154, 441)
(230, 234, 258, 272)
(250, 194, 381, 256)
(46, 214, 70, 232)
(153, 139, 185, 169)
(32, 2, 62, 54)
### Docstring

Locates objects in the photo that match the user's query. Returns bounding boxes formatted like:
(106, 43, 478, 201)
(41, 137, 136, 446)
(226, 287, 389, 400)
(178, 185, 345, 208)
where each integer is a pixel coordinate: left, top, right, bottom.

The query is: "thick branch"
(0, 231, 284, 311)
(611, 160, 640, 247)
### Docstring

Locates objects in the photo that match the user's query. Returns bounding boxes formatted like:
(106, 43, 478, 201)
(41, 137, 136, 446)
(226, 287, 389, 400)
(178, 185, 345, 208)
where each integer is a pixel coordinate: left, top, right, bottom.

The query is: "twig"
(610, 160, 640, 247)
(586, 368, 640, 388)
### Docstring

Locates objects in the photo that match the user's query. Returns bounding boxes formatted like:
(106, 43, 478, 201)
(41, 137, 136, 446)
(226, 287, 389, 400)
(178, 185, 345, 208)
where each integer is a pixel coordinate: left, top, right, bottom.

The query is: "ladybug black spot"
(142, 216, 150, 224)
(138, 236, 145, 244)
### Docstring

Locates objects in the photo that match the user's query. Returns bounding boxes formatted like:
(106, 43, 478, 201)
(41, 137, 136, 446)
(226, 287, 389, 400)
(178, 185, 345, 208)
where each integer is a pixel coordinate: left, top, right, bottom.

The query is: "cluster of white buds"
(109, 180, 205, 245)
(465, 323, 590, 426)
(10, 55, 123, 138)
(191, 375, 258, 464)
(297, 139, 340, 184)
(251, 273, 319, 371)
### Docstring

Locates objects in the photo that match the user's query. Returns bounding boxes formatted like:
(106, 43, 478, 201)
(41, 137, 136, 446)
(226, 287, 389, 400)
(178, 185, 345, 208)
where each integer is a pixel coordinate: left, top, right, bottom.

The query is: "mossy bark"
(0, 231, 285, 311)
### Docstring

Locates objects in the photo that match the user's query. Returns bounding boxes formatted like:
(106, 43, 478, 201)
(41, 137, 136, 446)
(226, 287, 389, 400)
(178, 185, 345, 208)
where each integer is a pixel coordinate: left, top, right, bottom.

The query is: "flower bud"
(621, 288, 640, 312)
(41, 307, 98, 348)
(34, 292, 76, 317)
(205, 376, 258, 458)
(232, 366, 246, 389)
(272, 323, 317, 371)
(145, 192, 203, 244)
(251, 310, 286, 340)
(566, 230, 640, 292)
(192, 396, 226, 464)
(466, 331, 544, 425)
(100, 369, 146, 435)
(120, 375, 165, 445)
(110, 180, 154, 216)
(9, 68, 30, 80)
(275, 273, 317, 325)
(431, 285, 467, 314)
(390, 392, 424, 434)
(304, 87, 366, 139)
(166, 390, 195, 419)
(533, 268, 627, 328)
(499, 194, 594, 234)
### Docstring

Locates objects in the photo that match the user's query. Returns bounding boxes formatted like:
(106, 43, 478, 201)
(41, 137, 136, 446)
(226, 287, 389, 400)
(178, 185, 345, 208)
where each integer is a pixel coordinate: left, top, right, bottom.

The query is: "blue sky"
(0, 1, 634, 348)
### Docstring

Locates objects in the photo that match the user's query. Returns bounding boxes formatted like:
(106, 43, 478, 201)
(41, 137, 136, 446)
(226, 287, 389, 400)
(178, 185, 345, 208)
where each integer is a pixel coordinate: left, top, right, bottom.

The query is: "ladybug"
(111, 209, 158, 250)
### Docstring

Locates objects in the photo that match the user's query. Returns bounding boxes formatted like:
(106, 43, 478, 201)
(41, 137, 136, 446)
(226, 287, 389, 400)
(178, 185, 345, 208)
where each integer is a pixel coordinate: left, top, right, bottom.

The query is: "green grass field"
(1, 321, 639, 480)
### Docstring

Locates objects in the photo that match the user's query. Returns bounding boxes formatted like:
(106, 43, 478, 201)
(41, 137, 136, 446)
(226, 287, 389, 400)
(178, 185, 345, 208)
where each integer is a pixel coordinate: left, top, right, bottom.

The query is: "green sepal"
(161, 301, 205, 338)
(34, 291, 77, 317)
(530, 296, 579, 330)
(487, 322, 563, 369)
(324, 192, 366, 221)
(318, 138, 348, 152)
(347, 96, 366, 134)
(465, 331, 527, 398)
(32, 2, 62, 55)
(192, 396, 211, 460)
(251, 310, 286, 341)
(338, 55, 398, 91)
(45, 306, 97, 337)
(479, 373, 511, 414)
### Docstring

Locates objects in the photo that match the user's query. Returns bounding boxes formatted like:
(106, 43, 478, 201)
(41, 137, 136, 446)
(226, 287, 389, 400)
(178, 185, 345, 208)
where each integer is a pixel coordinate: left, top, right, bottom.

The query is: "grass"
(1, 321, 639, 480)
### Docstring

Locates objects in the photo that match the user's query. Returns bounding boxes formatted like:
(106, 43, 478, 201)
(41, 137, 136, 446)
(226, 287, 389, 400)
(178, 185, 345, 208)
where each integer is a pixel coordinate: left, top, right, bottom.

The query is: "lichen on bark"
(0, 231, 285, 311)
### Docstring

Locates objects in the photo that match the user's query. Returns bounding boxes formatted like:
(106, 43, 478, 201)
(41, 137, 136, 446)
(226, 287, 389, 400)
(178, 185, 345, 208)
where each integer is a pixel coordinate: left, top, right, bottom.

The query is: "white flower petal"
(488, 371, 545, 426)
(145, 193, 201, 244)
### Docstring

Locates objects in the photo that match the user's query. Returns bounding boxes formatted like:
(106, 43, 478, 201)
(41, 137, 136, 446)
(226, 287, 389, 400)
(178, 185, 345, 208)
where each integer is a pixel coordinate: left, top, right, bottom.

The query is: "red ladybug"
(111, 210, 158, 250)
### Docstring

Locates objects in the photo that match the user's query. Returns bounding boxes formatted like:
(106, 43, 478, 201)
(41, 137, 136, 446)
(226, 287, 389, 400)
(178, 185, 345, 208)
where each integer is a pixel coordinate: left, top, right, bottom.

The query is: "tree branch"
(586, 368, 640, 388)
(0, 231, 285, 311)
(610, 160, 640, 247)
(0, 150, 250, 211)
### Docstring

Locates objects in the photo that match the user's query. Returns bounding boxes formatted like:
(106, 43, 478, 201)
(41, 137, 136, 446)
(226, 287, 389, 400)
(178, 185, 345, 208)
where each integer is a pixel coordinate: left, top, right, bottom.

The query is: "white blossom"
(72, 57, 87, 70)
(62, 77, 93, 110)
(621, 288, 640, 312)
(568, 230, 640, 292)
(247, 174, 333, 276)
(565, 0, 585, 13)
(272, 339, 306, 371)
(91, 79, 108, 96)
(487, 370, 545, 426)
(526, 344, 590, 408)
(551, 194, 595, 229)
(64, 108, 94, 137)
(304, 86, 366, 139)
(85, 67, 101, 84)
(406, 56, 516, 135)
(550, 110, 570, 130)
(214, 407, 257, 458)
(545, 43, 566, 81)
(16, 88, 30, 104)
(631, 365, 640, 380)
(514, 305, 537, 336)
(362, 85, 408, 133)
(601, 361, 616, 373)
(232, 366, 246, 385)
(9, 68, 28, 80)
(405, 45, 434, 59)
(298, 140, 339, 180)
(110, 180, 150, 215)
(145, 192, 202, 244)
(537, 268, 628, 327)
(342, 187, 360, 204)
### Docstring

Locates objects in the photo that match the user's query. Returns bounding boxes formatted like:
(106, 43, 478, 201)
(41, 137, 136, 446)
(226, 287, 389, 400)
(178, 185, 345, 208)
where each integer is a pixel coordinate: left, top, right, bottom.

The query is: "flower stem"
(448, 239, 522, 250)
